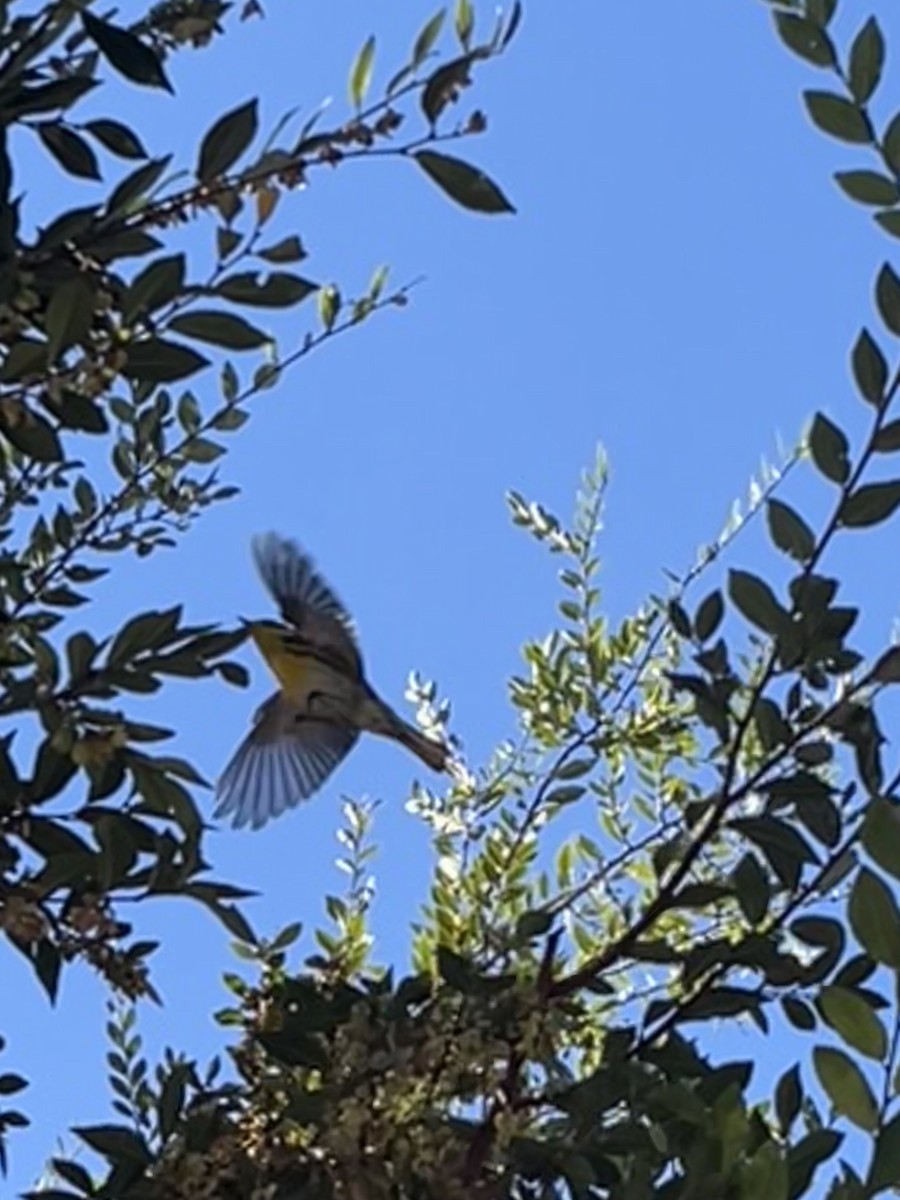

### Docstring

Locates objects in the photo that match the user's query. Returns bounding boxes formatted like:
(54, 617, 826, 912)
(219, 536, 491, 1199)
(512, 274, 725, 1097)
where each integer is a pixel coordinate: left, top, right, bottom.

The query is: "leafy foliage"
(0, 0, 519, 1187)
(10, 1, 900, 1199)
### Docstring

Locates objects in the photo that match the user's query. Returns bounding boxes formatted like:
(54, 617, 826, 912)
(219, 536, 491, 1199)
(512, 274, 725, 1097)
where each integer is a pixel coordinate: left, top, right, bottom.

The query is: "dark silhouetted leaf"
(257, 235, 305, 264)
(849, 868, 900, 966)
(728, 569, 789, 635)
(123, 253, 186, 322)
(37, 124, 101, 180)
(197, 100, 258, 183)
(818, 985, 887, 1059)
(124, 338, 208, 383)
(415, 150, 515, 214)
(168, 311, 269, 349)
(215, 271, 316, 307)
(105, 156, 171, 219)
(868, 1113, 900, 1192)
(851, 328, 887, 406)
(766, 499, 815, 562)
(809, 412, 850, 483)
(774, 13, 835, 67)
(862, 798, 900, 880)
(82, 11, 172, 92)
(783, 996, 816, 1030)
(839, 481, 900, 528)
(874, 418, 900, 452)
(848, 16, 885, 104)
(85, 119, 148, 160)
(876, 262, 900, 335)
(74, 1123, 152, 1164)
(804, 90, 873, 143)
(775, 1063, 802, 1136)
(45, 277, 95, 364)
(0, 402, 63, 463)
(834, 170, 898, 206)
(694, 590, 724, 641)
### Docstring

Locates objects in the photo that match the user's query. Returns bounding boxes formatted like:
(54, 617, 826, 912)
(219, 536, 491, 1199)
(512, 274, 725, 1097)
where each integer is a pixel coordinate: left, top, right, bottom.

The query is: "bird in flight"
(215, 533, 450, 830)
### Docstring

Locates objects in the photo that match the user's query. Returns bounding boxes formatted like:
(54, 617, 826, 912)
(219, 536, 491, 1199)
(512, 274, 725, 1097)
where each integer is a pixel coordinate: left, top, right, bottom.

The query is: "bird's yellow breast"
(249, 622, 312, 696)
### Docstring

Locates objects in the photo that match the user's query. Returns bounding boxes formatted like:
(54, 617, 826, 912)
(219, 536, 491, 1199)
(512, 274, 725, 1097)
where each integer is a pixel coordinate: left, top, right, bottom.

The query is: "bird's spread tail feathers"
(360, 694, 450, 773)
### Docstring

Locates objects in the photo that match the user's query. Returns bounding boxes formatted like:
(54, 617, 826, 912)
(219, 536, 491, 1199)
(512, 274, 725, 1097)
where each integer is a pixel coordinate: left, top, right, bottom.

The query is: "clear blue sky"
(6, 0, 900, 1191)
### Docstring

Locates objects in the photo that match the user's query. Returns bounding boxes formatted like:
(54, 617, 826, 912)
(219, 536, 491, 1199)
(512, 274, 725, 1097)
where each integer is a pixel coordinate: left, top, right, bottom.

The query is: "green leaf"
(123, 253, 186, 322)
(848, 17, 884, 105)
(216, 271, 317, 307)
(82, 11, 172, 92)
(516, 910, 553, 940)
(455, 0, 474, 48)
(36, 124, 101, 180)
(852, 328, 888, 407)
(85, 119, 148, 160)
(809, 412, 850, 484)
(124, 338, 209, 383)
(412, 10, 446, 67)
(738, 1141, 789, 1200)
(766, 499, 815, 562)
(415, 150, 515, 214)
(804, 91, 873, 144)
(45, 276, 95, 364)
(773, 13, 835, 67)
(862, 799, 900, 879)
(868, 1113, 900, 1192)
(168, 311, 269, 349)
(834, 170, 899, 207)
(349, 35, 376, 109)
(813, 1046, 878, 1131)
(197, 100, 258, 183)
(874, 419, 900, 452)
(818, 985, 887, 1059)
(849, 868, 900, 967)
(839, 482, 900, 528)
(728, 569, 789, 635)
(876, 263, 900, 335)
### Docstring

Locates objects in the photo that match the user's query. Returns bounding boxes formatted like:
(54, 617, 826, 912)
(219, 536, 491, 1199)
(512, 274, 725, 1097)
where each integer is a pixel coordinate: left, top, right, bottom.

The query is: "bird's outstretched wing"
(252, 532, 362, 677)
(215, 692, 358, 830)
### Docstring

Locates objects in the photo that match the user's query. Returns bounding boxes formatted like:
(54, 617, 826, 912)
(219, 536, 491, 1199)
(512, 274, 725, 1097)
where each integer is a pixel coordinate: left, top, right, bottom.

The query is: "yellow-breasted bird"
(215, 533, 450, 830)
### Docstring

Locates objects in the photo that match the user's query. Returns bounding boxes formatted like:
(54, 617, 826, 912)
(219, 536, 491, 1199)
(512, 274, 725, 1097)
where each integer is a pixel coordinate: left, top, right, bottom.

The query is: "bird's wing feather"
(214, 692, 358, 830)
(252, 533, 362, 677)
